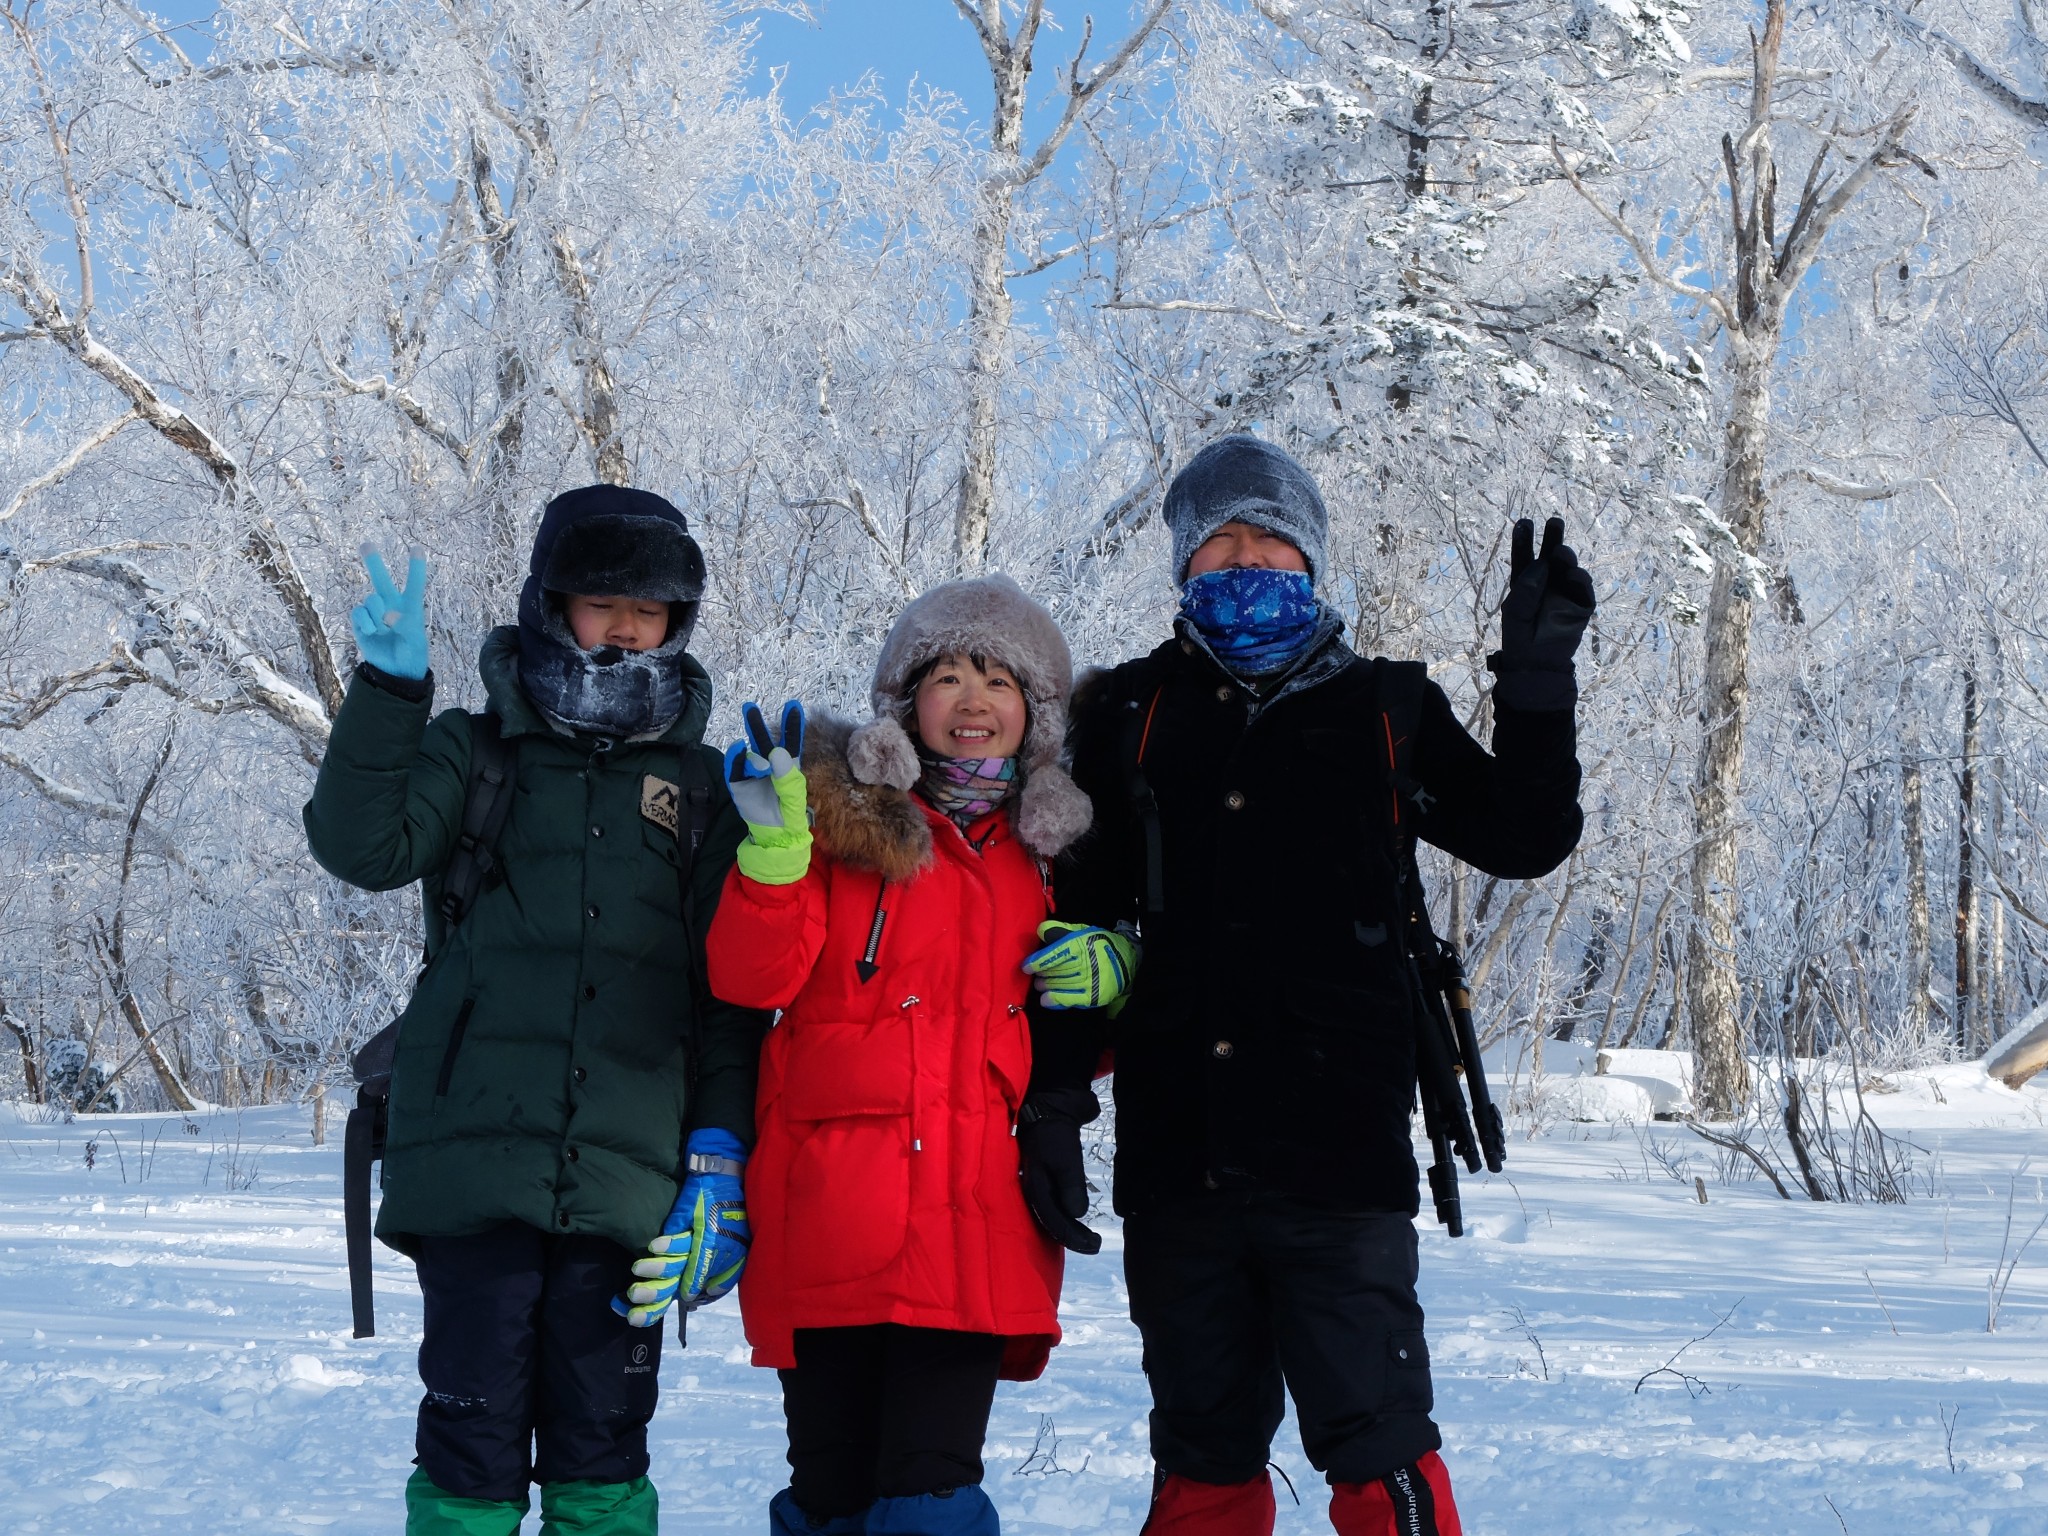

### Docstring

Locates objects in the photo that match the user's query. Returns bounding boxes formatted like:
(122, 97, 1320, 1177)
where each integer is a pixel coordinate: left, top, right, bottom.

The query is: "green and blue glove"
(1022, 921, 1140, 1012)
(614, 1128, 750, 1328)
(726, 699, 812, 886)
(350, 543, 431, 681)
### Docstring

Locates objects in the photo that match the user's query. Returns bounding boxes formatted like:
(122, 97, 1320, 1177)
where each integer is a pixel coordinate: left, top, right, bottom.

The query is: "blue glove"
(350, 543, 431, 680)
(724, 700, 806, 828)
(725, 701, 811, 885)
(613, 1128, 750, 1328)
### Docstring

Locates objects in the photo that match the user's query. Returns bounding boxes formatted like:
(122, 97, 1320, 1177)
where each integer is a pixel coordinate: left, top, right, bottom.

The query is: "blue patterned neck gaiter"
(916, 752, 1019, 830)
(1179, 568, 1323, 676)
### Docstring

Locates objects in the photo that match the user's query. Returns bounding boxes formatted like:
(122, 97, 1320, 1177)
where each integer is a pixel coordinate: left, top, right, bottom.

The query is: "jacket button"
(565, 1146, 580, 1162)
(1213, 1040, 1234, 1059)
(1224, 790, 1245, 811)
(582, 984, 597, 1002)
(587, 903, 601, 920)
(1181, 639, 1196, 655)
(1204, 1171, 1220, 1190)
(573, 1065, 588, 1084)
(590, 824, 604, 838)
(1216, 685, 1233, 702)
(555, 1212, 571, 1229)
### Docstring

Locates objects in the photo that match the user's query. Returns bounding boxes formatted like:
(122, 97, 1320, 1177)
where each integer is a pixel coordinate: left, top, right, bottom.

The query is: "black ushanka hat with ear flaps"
(515, 484, 708, 737)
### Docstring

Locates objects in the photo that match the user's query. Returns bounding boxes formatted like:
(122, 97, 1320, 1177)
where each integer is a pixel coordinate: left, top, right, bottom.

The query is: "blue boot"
(867, 1487, 1000, 1536)
(770, 1486, 869, 1536)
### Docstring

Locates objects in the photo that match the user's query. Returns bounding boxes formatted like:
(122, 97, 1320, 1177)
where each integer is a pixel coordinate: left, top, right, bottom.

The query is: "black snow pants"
(778, 1324, 1007, 1519)
(413, 1221, 662, 1501)
(1123, 1189, 1441, 1486)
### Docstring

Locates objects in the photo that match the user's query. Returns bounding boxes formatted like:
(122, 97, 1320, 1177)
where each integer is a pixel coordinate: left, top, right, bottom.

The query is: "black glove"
(1017, 1087, 1103, 1256)
(1487, 515, 1595, 712)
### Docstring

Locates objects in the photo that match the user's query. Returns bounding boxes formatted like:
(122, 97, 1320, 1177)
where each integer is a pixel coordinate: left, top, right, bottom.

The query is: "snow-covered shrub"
(44, 1040, 124, 1116)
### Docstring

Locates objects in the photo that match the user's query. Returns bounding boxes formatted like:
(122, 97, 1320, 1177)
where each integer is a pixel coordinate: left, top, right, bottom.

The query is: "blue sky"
(754, 0, 996, 119)
(752, 1, 1138, 318)
(135, 0, 1108, 145)
(754, 0, 1137, 147)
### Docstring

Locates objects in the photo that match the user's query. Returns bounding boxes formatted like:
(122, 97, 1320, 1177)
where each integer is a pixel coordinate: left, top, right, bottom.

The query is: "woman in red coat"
(704, 575, 1115, 1536)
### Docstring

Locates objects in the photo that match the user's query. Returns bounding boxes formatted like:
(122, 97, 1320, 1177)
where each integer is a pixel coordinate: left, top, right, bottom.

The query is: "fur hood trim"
(807, 715, 933, 884)
(809, 713, 1091, 876)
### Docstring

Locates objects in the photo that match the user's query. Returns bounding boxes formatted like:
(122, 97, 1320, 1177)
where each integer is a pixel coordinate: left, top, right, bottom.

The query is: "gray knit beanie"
(1163, 434, 1329, 580)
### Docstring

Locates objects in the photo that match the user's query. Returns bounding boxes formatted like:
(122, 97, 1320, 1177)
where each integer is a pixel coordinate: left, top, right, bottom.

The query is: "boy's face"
(563, 593, 671, 653)
(1185, 519, 1309, 577)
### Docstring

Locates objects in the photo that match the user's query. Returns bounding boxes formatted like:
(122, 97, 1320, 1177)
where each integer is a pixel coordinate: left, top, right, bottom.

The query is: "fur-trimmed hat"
(1163, 433, 1329, 580)
(533, 485, 706, 605)
(842, 574, 1091, 861)
(515, 483, 706, 736)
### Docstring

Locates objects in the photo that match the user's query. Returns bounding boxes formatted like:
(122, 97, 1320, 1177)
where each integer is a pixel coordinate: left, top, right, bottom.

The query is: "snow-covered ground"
(5, 1059, 2048, 1535)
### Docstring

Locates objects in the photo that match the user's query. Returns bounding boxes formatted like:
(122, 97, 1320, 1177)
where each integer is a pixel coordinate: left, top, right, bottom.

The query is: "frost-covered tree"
(6, 0, 2048, 1121)
(1555, 0, 1937, 1113)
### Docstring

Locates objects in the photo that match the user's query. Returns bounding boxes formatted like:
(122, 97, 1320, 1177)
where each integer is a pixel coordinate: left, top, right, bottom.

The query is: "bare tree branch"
(1773, 465, 1943, 500)
(1884, 3, 2048, 128)
(1551, 141, 1732, 324)
(316, 343, 474, 466)
(549, 229, 630, 485)
(2, 262, 346, 715)
(1013, 0, 1174, 189)
(800, 357, 915, 596)
(40, 552, 332, 760)
(1098, 298, 1307, 333)
(0, 745, 194, 870)
(0, 408, 142, 523)
(8, 5, 96, 321)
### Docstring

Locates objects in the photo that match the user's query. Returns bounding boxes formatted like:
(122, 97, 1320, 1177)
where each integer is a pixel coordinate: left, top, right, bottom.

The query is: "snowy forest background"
(4, 0, 2048, 1125)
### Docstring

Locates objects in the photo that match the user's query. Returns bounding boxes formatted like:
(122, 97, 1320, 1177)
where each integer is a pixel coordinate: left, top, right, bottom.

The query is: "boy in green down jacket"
(305, 485, 764, 1536)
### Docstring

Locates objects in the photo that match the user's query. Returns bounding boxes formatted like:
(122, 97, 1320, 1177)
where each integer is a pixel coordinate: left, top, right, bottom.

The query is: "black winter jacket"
(1033, 627, 1582, 1217)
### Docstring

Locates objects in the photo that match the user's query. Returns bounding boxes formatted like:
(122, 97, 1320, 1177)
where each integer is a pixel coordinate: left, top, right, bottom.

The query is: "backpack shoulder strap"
(670, 744, 717, 988)
(438, 711, 519, 932)
(1375, 658, 1430, 853)
(1115, 659, 1171, 939)
(674, 744, 714, 883)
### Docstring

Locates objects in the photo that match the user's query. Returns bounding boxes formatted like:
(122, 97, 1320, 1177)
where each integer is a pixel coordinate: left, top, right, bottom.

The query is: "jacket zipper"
(858, 882, 889, 982)
(435, 997, 477, 1098)
(901, 994, 922, 1152)
(1007, 1002, 1026, 1134)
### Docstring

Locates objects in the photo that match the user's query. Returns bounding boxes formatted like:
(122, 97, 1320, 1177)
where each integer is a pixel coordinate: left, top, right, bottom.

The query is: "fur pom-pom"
(1013, 764, 1093, 859)
(847, 717, 920, 790)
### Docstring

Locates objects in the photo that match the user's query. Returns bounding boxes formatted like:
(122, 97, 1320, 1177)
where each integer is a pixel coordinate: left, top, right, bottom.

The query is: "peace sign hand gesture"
(1487, 517, 1594, 712)
(351, 543, 432, 681)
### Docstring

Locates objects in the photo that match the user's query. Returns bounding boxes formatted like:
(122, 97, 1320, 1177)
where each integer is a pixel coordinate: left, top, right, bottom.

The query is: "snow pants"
(776, 1324, 1006, 1521)
(1122, 1190, 1445, 1489)
(413, 1221, 662, 1502)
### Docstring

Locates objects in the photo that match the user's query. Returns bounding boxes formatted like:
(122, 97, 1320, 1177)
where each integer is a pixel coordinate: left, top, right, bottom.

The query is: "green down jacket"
(304, 627, 763, 1253)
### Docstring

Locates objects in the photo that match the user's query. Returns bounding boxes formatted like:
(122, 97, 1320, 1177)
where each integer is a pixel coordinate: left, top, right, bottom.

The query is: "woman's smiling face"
(913, 652, 1027, 759)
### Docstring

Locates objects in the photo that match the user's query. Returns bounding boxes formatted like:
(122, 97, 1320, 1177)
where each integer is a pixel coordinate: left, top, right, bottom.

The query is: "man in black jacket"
(1019, 436, 1590, 1536)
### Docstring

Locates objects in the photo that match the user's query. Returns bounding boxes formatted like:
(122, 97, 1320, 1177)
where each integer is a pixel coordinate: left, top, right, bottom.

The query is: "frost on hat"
(1162, 434, 1330, 580)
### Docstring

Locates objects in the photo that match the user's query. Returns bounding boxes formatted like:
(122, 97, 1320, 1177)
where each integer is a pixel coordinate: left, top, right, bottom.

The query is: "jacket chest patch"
(641, 775, 681, 837)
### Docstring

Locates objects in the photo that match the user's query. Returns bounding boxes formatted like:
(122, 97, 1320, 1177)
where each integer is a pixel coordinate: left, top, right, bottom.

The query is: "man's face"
(563, 593, 671, 652)
(1185, 520, 1309, 577)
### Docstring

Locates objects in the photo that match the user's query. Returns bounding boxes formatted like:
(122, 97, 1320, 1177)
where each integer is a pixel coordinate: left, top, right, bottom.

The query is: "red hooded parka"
(708, 715, 1089, 1379)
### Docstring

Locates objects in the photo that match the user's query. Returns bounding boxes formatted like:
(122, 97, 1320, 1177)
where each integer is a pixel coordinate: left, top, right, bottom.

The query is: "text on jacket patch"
(641, 775, 681, 837)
